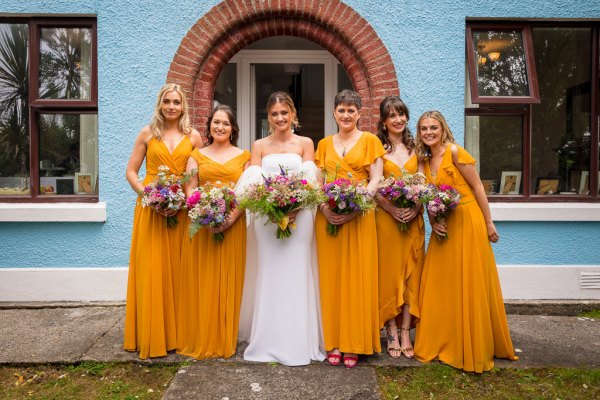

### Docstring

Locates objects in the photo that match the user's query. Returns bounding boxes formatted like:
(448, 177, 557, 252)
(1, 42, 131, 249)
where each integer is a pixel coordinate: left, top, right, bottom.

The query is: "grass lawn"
(2, 361, 599, 399)
(377, 364, 600, 400)
(0, 362, 180, 400)
(577, 309, 600, 319)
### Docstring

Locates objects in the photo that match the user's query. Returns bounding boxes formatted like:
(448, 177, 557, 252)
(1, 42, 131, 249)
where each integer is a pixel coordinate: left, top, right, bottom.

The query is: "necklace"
(339, 131, 360, 157)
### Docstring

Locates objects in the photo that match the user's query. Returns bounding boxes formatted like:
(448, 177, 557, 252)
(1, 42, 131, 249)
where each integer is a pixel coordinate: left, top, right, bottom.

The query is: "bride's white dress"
(237, 153, 326, 366)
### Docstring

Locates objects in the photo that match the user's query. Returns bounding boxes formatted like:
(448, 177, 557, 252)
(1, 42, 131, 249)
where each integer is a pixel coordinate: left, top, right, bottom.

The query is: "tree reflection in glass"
(39, 27, 92, 100)
(0, 24, 30, 194)
(472, 31, 529, 97)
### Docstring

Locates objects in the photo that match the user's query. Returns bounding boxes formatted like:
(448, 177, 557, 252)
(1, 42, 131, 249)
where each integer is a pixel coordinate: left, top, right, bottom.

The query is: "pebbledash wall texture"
(0, 0, 599, 301)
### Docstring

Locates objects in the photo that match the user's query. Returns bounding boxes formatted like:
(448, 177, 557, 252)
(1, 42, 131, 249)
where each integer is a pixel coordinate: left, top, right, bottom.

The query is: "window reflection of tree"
(473, 31, 529, 97)
(39, 28, 91, 100)
(0, 24, 30, 179)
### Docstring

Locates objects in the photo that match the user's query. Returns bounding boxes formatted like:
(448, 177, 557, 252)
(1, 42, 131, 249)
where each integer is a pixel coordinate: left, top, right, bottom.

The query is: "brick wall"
(167, 0, 399, 135)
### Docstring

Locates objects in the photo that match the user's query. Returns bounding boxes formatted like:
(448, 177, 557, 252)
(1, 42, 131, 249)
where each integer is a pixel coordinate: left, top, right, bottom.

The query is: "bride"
(237, 91, 326, 366)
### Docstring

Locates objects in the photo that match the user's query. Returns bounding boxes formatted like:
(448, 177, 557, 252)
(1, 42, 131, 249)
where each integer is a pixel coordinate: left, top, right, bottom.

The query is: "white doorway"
(213, 37, 353, 150)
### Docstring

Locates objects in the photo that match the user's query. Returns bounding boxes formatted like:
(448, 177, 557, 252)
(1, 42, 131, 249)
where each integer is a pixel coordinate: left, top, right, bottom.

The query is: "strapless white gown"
(237, 153, 326, 366)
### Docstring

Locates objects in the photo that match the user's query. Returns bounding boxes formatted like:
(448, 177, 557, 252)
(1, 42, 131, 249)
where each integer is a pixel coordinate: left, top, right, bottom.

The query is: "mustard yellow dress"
(315, 132, 385, 355)
(414, 145, 517, 372)
(177, 149, 250, 359)
(124, 136, 193, 359)
(376, 155, 425, 328)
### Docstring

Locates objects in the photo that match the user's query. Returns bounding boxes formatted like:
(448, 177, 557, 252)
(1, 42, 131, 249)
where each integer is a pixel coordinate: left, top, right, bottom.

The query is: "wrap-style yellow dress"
(124, 135, 193, 359)
(315, 132, 385, 355)
(177, 149, 250, 359)
(414, 145, 517, 372)
(376, 155, 425, 328)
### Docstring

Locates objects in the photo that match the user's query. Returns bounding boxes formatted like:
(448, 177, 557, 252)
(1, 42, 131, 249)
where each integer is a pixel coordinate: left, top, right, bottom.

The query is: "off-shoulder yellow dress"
(124, 136, 193, 359)
(177, 149, 250, 359)
(414, 145, 517, 372)
(376, 155, 425, 328)
(315, 132, 385, 355)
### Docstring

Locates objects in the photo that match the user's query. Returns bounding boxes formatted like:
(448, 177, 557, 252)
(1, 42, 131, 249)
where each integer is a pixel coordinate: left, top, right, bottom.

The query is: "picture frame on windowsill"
(499, 171, 521, 195)
(535, 177, 560, 195)
(75, 173, 94, 194)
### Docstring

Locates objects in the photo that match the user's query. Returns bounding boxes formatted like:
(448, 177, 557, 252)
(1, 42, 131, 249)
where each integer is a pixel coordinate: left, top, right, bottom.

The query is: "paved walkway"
(0, 303, 599, 399)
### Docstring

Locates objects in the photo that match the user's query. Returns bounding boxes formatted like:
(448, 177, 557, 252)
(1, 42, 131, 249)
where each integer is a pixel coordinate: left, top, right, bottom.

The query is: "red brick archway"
(167, 0, 399, 135)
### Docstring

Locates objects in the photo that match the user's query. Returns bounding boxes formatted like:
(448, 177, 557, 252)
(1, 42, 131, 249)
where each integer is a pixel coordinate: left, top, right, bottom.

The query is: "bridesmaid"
(375, 97, 425, 359)
(124, 83, 203, 359)
(315, 90, 385, 368)
(177, 105, 249, 359)
(413, 110, 518, 372)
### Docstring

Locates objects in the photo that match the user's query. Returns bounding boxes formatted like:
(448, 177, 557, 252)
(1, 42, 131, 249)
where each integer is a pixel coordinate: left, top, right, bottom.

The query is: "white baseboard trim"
(0, 202, 107, 222)
(498, 265, 600, 300)
(0, 267, 127, 302)
(0, 265, 598, 302)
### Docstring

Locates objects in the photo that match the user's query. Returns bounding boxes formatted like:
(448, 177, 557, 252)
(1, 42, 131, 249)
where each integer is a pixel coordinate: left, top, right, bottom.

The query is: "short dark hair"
(334, 89, 362, 109)
(206, 104, 239, 146)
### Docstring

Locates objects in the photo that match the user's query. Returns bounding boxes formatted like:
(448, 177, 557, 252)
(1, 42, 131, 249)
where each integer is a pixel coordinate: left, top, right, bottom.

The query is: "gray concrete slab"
(498, 314, 600, 369)
(1, 305, 598, 370)
(0, 307, 120, 363)
(80, 309, 193, 364)
(163, 362, 381, 400)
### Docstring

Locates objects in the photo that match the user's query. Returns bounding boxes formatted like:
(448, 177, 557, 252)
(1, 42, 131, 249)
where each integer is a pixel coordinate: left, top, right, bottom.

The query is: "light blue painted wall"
(0, 0, 599, 267)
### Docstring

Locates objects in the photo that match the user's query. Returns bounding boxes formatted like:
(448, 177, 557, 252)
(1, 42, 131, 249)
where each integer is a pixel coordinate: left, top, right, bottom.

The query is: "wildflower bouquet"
(186, 182, 237, 243)
(321, 178, 374, 236)
(421, 183, 461, 240)
(378, 171, 427, 231)
(239, 166, 321, 239)
(140, 165, 188, 228)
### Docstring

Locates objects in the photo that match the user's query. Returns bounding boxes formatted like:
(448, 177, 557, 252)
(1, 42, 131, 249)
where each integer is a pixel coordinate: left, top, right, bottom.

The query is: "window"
(0, 17, 97, 202)
(466, 25, 539, 103)
(466, 21, 599, 201)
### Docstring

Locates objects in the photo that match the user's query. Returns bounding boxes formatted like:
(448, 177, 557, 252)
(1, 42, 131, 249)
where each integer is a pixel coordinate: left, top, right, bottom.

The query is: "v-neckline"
(428, 146, 448, 184)
(332, 132, 364, 160)
(161, 135, 187, 156)
(384, 155, 411, 171)
(199, 150, 245, 166)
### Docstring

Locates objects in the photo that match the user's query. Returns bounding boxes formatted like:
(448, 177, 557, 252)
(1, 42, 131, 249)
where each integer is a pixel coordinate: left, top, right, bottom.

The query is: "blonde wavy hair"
(149, 83, 192, 140)
(415, 110, 456, 161)
(266, 91, 300, 134)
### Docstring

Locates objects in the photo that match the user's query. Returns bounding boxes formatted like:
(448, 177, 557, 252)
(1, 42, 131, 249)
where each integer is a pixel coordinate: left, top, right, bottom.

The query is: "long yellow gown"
(315, 132, 385, 355)
(376, 155, 425, 328)
(124, 136, 193, 359)
(177, 149, 250, 359)
(414, 145, 517, 372)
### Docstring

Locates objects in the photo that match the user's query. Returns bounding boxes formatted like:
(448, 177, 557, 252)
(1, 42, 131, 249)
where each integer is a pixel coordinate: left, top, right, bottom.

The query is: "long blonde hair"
(266, 91, 300, 134)
(415, 110, 455, 161)
(149, 83, 192, 140)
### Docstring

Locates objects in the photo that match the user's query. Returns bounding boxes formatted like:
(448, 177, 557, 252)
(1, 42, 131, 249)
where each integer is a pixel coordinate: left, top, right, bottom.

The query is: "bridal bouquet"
(321, 178, 374, 236)
(140, 165, 188, 228)
(421, 183, 461, 240)
(186, 182, 237, 243)
(378, 171, 427, 231)
(239, 165, 321, 239)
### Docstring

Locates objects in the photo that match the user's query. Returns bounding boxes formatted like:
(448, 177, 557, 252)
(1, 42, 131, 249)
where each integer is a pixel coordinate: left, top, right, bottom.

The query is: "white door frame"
(229, 50, 339, 150)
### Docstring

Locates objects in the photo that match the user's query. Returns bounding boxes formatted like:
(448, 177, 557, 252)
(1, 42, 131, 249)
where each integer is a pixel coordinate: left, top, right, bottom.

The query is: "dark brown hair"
(206, 104, 240, 146)
(376, 96, 414, 154)
(334, 89, 362, 109)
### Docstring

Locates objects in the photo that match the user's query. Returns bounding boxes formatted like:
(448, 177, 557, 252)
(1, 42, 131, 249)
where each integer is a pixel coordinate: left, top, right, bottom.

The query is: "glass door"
(214, 49, 352, 150)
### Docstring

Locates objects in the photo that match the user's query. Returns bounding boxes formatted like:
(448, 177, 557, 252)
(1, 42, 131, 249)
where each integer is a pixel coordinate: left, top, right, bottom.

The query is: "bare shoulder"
(252, 137, 268, 150)
(137, 125, 153, 144)
(449, 143, 459, 162)
(296, 134, 313, 145)
(189, 128, 204, 148)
